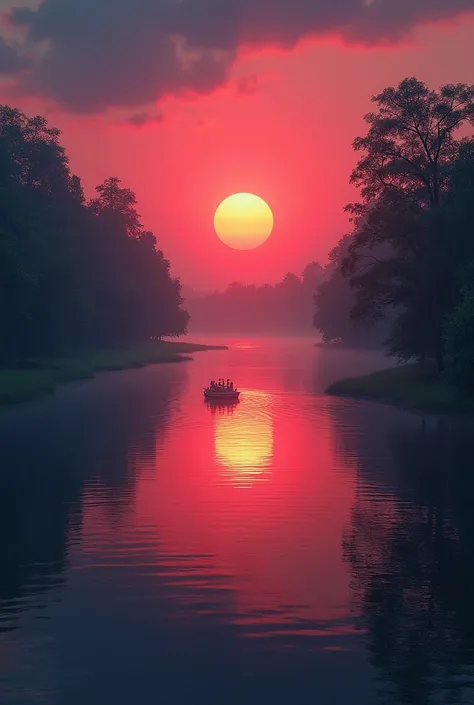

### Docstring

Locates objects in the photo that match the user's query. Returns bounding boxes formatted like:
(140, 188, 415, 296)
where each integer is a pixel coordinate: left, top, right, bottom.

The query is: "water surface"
(1, 338, 474, 705)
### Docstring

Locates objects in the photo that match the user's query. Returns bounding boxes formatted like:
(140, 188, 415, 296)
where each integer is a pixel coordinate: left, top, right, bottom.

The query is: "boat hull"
(204, 389, 240, 401)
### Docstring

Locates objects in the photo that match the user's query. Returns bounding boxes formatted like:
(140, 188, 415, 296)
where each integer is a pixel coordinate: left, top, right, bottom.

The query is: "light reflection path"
(210, 392, 274, 488)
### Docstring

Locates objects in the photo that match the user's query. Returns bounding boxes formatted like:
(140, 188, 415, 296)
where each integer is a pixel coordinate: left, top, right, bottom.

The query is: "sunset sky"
(1, 0, 473, 290)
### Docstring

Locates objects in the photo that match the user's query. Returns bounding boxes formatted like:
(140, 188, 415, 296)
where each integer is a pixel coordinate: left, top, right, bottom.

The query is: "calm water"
(1, 338, 474, 705)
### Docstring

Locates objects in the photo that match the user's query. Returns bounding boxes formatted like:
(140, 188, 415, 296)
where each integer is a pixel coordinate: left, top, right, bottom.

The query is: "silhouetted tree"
(313, 235, 392, 347)
(302, 261, 324, 290)
(0, 105, 188, 361)
(343, 78, 474, 370)
(445, 283, 474, 394)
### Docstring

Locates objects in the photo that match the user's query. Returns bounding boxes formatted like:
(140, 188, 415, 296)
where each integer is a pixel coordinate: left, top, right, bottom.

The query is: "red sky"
(1, 4, 474, 290)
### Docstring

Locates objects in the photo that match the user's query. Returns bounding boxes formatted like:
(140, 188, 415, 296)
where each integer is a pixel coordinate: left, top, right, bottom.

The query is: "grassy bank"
(326, 363, 474, 415)
(0, 341, 227, 406)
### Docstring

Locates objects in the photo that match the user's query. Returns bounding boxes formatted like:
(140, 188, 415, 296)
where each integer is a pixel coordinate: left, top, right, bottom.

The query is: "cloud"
(0, 35, 28, 74)
(2, 0, 474, 112)
(234, 72, 279, 96)
(126, 111, 165, 128)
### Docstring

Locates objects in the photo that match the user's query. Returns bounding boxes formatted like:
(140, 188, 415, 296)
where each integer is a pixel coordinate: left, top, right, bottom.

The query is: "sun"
(214, 193, 274, 250)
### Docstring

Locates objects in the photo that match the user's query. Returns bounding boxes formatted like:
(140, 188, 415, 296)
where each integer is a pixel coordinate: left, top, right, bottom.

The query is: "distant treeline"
(330, 77, 474, 393)
(184, 255, 391, 347)
(0, 105, 188, 363)
(184, 263, 324, 335)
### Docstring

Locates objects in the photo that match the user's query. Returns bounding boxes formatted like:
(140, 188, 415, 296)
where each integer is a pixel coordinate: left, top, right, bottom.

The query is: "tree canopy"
(313, 235, 392, 348)
(0, 106, 189, 362)
(331, 77, 474, 374)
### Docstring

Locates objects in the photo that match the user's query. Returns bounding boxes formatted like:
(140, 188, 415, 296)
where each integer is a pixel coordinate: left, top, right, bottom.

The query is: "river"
(1, 338, 474, 705)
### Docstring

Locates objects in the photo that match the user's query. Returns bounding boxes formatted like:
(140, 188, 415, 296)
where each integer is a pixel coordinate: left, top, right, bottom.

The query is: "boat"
(204, 388, 240, 401)
(203, 379, 240, 401)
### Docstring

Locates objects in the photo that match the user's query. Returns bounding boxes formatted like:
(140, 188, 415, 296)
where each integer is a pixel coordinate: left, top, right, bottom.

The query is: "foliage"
(313, 235, 392, 347)
(0, 105, 189, 362)
(326, 362, 474, 414)
(445, 285, 474, 395)
(349, 78, 474, 207)
(341, 78, 474, 371)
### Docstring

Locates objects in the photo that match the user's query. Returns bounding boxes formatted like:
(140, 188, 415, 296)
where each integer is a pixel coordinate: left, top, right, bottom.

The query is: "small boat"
(204, 379, 240, 401)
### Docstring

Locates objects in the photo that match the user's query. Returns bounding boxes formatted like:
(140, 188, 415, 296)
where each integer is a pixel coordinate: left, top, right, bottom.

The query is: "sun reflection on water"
(209, 392, 274, 487)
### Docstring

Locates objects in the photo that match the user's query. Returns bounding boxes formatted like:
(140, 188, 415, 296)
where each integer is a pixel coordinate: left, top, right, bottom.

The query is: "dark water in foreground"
(1, 338, 474, 705)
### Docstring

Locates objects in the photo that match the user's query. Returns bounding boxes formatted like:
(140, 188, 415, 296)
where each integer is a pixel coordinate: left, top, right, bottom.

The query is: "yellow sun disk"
(214, 193, 274, 250)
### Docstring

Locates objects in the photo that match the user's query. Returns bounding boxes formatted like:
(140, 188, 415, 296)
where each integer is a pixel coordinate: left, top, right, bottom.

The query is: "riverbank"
(326, 363, 474, 415)
(0, 341, 227, 406)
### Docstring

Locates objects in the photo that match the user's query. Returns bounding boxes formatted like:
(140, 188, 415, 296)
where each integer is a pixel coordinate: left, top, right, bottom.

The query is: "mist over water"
(1, 338, 474, 705)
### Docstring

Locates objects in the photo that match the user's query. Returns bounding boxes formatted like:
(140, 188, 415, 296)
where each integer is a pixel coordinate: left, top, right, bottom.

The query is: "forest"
(0, 105, 189, 364)
(316, 78, 474, 394)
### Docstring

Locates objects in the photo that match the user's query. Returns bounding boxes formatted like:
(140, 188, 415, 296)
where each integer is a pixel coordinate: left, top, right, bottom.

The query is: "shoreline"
(0, 341, 227, 407)
(325, 363, 474, 415)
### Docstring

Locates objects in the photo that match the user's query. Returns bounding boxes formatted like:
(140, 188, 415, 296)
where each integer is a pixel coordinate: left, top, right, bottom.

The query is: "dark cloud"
(0, 35, 28, 74)
(126, 111, 165, 128)
(346, 0, 474, 42)
(2, 0, 474, 112)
